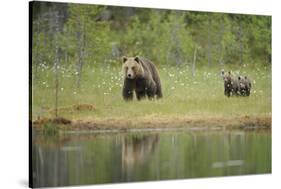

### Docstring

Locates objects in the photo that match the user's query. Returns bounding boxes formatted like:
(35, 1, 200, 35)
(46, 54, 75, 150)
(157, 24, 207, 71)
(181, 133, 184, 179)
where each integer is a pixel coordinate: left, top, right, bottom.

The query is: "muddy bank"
(32, 114, 271, 132)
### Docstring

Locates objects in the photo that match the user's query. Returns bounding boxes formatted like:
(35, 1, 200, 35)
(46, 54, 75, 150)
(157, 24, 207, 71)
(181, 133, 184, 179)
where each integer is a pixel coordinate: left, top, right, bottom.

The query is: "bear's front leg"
(224, 89, 230, 97)
(146, 82, 157, 100)
(136, 90, 146, 100)
(123, 89, 133, 100)
(122, 78, 135, 101)
(147, 88, 156, 100)
(135, 78, 147, 100)
(246, 88, 251, 96)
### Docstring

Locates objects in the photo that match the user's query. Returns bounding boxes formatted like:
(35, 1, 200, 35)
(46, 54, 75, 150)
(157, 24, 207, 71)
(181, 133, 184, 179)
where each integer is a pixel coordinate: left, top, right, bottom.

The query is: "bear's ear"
(245, 76, 247, 79)
(122, 56, 128, 63)
(134, 56, 140, 63)
(238, 76, 241, 80)
(228, 71, 231, 75)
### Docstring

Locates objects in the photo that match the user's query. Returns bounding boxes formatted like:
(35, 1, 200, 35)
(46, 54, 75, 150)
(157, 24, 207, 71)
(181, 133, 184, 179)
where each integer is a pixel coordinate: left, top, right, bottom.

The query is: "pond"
(32, 129, 271, 187)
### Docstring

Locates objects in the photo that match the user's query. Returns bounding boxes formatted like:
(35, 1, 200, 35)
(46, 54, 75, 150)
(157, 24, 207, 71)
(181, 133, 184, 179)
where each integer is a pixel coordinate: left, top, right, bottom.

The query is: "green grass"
(42, 123, 59, 136)
(32, 63, 271, 121)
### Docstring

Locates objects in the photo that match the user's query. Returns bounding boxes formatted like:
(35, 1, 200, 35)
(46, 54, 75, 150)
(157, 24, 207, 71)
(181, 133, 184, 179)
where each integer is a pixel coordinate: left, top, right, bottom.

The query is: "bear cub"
(238, 76, 251, 96)
(221, 71, 239, 97)
(122, 56, 162, 100)
(221, 70, 252, 97)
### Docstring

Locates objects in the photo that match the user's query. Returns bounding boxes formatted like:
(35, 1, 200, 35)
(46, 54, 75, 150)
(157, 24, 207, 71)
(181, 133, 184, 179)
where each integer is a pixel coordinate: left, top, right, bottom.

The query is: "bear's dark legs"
(156, 86, 163, 98)
(233, 88, 239, 96)
(135, 78, 147, 100)
(246, 89, 250, 96)
(123, 89, 133, 100)
(244, 88, 250, 96)
(224, 89, 230, 97)
(241, 89, 246, 96)
(122, 78, 135, 101)
(239, 87, 249, 96)
(136, 91, 146, 100)
(147, 93, 155, 100)
(146, 87, 156, 100)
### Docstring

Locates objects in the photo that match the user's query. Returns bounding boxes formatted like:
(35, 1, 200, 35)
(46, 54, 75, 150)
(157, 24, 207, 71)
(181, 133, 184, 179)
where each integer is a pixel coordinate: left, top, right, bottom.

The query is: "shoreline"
(32, 114, 272, 132)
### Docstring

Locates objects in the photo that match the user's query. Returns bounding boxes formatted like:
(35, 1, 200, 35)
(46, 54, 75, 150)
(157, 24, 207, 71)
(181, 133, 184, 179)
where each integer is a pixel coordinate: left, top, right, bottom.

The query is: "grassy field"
(32, 63, 271, 129)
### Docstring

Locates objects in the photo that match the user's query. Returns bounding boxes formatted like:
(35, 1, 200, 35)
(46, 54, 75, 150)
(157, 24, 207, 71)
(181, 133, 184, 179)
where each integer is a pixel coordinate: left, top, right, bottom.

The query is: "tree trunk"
(34, 18, 42, 81)
(171, 12, 181, 66)
(239, 22, 244, 66)
(53, 11, 60, 118)
(64, 51, 68, 64)
(174, 22, 181, 66)
(218, 18, 225, 67)
(207, 17, 212, 67)
(192, 46, 197, 78)
(76, 18, 85, 89)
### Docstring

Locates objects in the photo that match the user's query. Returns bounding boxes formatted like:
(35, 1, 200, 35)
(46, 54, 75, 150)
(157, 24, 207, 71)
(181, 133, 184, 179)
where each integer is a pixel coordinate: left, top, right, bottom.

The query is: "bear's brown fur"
(221, 71, 239, 97)
(122, 56, 162, 100)
(221, 70, 252, 97)
(238, 76, 251, 96)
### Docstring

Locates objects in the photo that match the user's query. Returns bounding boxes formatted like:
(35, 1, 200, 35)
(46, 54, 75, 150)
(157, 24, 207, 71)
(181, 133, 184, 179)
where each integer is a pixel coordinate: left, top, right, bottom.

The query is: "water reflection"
(212, 160, 244, 168)
(32, 129, 271, 187)
(122, 134, 159, 180)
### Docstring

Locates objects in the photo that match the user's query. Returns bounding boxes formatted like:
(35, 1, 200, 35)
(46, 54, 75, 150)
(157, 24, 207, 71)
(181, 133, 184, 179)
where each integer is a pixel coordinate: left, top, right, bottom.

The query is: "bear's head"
(238, 76, 246, 89)
(122, 56, 144, 79)
(222, 71, 232, 87)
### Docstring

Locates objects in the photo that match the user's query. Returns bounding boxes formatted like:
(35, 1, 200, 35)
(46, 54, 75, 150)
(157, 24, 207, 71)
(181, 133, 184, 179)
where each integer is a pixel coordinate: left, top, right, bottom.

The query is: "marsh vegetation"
(31, 2, 271, 128)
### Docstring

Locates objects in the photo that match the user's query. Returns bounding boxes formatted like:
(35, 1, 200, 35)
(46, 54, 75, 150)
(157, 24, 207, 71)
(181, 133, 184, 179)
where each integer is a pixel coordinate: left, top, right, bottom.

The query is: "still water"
(32, 129, 271, 187)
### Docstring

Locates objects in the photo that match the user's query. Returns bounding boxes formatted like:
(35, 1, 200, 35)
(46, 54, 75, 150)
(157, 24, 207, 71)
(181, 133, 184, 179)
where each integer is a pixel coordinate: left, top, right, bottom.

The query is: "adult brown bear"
(122, 56, 162, 100)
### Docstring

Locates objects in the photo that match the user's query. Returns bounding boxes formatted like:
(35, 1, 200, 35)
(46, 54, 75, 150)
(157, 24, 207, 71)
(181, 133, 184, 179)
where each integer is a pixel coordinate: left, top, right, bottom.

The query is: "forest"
(31, 2, 271, 70)
(31, 1, 271, 128)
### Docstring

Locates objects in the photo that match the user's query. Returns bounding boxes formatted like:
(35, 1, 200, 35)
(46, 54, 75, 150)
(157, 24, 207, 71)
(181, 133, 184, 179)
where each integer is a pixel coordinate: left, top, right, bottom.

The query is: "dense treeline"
(31, 2, 271, 73)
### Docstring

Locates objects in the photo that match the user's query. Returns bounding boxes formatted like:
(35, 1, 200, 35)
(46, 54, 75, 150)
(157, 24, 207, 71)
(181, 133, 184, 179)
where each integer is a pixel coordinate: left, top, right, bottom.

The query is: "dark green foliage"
(32, 2, 271, 79)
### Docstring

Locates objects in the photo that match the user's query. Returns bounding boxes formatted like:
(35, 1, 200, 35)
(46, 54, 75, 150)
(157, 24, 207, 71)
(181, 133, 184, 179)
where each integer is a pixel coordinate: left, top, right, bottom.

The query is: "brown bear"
(122, 56, 162, 100)
(238, 76, 251, 96)
(221, 71, 239, 97)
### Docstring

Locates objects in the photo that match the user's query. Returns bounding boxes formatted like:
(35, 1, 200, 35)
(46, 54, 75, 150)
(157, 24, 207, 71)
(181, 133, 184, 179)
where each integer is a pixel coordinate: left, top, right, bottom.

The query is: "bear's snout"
(126, 71, 135, 79)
